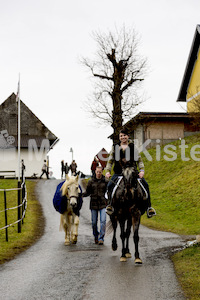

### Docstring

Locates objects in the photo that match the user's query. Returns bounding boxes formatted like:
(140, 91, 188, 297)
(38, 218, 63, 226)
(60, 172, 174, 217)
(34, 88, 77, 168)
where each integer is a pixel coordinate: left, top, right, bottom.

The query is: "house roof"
(0, 93, 59, 148)
(123, 112, 190, 130)
(177, 25, 200, 102)
(96, 147, 108, 169)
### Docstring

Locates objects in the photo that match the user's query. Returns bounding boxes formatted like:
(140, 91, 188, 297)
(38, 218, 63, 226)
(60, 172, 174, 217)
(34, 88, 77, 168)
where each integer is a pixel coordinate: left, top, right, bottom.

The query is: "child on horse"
(105, 128, 156, 218)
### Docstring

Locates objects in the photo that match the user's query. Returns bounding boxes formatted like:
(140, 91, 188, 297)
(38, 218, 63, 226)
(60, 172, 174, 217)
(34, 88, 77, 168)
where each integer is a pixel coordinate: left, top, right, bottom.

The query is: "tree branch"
(93, 73, 113, 80)
(121, 78, 144, 93)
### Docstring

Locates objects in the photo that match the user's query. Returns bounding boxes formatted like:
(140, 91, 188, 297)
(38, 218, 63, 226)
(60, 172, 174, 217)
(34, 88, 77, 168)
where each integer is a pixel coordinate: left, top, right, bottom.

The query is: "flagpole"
(16, 74, 22, 233)
(17, 75, 20, 181)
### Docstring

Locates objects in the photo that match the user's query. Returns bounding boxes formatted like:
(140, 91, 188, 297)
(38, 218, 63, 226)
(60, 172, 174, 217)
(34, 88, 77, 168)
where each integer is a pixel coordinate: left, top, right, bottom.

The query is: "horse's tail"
(105, 220, 114, 236)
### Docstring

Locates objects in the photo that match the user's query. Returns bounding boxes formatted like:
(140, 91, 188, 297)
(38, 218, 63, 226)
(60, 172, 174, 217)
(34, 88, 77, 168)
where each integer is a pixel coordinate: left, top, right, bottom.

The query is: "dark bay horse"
(110, 166, 144, 263)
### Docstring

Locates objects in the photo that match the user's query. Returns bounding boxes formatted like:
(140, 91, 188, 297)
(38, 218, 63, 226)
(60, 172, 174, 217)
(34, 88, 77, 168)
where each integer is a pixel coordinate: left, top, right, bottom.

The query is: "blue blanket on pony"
(53, 181, 83, 215)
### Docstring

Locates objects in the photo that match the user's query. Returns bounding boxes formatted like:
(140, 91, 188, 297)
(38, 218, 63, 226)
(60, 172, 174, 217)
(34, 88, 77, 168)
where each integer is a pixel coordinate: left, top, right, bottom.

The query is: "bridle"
(68, 195, 79, 200)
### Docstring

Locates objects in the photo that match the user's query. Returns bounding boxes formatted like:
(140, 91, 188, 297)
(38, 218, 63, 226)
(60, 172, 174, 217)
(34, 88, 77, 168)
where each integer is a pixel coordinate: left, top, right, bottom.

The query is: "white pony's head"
(61, 174, 80, 207)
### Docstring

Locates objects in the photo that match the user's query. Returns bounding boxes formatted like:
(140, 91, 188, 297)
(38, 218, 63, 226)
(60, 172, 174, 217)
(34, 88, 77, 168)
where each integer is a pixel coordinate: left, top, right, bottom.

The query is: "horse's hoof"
(64, 239, 70, 246)
(125, 252, 132, 258)
(72, 236, 77, 244)
(120, 256, 127, 262)
(135, 258, 142, 264)
(112, 244, 118, 251)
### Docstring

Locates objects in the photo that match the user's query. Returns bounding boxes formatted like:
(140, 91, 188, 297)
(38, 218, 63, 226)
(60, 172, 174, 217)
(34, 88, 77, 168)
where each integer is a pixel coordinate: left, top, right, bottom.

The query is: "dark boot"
(105, 190, 114, 215)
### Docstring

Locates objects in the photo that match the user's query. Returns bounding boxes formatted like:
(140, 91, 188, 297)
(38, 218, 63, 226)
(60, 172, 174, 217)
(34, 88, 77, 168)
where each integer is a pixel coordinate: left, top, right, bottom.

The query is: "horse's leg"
(119, 219, 127, 262)
(125, 217, 132, 258)
(111, 216, 118, 251)
(132, 215, 142, 264)
(71, 215, 79, 244)
(62, 214, 70, 245)
(68, 215, 73, 242)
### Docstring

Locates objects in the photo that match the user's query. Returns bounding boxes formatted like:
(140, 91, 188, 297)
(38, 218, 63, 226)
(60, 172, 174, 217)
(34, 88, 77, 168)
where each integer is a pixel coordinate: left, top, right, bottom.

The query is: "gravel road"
(0, 179, 187, 300)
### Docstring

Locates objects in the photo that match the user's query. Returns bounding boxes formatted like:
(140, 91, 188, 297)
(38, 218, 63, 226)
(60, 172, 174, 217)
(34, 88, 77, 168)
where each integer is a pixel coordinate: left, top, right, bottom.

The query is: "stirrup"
(147, 207, 156, 218)
(106, 205, 114, 216)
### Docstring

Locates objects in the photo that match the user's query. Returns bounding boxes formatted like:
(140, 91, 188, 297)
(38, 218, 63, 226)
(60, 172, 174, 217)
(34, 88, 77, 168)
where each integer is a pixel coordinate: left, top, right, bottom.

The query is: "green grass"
(141, 134, 200, 234)
(0, 179, 44, 264)
(140, 134, 200, 299)
(172, 245, 200, 300)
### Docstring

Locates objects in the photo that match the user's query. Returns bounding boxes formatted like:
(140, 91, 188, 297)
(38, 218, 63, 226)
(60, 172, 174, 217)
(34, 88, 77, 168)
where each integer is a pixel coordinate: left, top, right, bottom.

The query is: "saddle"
(111, 176, 123, 198)
(111, 176, 148, 201)
(137, 178, 148, 200)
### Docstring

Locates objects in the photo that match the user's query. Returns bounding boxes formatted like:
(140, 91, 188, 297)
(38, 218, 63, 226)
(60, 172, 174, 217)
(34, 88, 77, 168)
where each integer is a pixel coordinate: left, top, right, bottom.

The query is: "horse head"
(61, 174, 80, 208)
(122, 166, 138, 188)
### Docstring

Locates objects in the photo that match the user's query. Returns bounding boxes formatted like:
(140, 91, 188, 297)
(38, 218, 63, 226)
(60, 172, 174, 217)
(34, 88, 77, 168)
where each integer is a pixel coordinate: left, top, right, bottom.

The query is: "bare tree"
(82, 25, 147, 142)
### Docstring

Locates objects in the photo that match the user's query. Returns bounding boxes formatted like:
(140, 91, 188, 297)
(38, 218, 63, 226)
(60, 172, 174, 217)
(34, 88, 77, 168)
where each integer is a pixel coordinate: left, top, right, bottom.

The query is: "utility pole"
(69, 147, 73, 161)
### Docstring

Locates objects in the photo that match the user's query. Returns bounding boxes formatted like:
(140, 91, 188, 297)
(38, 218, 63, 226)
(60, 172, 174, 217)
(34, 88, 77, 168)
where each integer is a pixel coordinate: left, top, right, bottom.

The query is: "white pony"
(59, 175, 81, 245)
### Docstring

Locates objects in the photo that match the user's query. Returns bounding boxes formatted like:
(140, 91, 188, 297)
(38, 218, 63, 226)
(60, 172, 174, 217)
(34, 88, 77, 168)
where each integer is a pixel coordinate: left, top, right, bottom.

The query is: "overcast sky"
(0, 0, 199, 178)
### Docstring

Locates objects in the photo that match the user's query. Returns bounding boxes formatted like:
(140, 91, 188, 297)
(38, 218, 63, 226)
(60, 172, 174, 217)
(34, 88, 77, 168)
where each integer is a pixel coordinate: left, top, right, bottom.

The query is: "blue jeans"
(91, 208, 106, 241)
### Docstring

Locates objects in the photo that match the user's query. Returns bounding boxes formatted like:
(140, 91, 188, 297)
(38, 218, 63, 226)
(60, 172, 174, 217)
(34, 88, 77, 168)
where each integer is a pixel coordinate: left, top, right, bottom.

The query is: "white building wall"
(0, 148, 47, 178)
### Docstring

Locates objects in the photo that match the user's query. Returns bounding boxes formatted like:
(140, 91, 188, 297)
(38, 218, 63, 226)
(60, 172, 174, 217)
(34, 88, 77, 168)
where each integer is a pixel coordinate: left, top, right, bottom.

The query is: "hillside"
(141, 133, 200, 235)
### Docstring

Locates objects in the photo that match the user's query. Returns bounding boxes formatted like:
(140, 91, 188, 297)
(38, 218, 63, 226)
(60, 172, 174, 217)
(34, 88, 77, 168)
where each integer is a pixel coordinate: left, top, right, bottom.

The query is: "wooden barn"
(122, 112, 199, 150)
(0, 93, 59, 178)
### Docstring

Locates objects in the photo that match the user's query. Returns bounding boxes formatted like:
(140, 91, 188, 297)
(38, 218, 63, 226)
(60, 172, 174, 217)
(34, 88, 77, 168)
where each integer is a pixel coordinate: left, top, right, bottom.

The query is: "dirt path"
(0, 179, 186, 300)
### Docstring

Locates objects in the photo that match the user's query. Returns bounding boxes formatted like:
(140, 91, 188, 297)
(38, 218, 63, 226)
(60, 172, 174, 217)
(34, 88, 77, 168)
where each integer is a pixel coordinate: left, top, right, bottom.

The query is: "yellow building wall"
(187, 47, 200, 112)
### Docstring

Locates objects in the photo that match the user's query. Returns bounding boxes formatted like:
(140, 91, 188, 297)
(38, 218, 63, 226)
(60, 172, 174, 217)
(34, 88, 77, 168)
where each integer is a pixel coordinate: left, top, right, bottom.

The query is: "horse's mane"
(60, 175, 79, 196)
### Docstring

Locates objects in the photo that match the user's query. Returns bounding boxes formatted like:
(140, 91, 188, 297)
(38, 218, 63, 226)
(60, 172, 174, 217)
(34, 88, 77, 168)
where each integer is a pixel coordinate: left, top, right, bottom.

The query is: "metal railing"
(0, 166, 27, 241)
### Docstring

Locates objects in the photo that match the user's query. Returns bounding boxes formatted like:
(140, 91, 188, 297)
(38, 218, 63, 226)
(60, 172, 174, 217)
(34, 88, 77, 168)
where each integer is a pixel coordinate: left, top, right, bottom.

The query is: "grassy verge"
(172, 245, 200, 300)
(0, 179, 44, 264)
(140, 134, 200, 299)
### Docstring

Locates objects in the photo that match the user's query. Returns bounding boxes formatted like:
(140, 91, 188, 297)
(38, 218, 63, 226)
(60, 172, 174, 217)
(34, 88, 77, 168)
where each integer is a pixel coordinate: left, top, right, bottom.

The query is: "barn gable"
(0, 93, 58, 148)
(0, 93, 59, 178)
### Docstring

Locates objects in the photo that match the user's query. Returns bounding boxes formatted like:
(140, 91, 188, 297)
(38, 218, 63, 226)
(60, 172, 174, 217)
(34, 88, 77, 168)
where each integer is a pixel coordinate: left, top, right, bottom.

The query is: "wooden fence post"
(17, 181, 21, 233)
(4, 190, 8, 242)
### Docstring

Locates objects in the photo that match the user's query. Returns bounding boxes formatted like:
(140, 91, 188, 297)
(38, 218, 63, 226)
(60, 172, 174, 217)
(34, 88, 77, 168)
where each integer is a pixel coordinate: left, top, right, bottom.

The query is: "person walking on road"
(82, 166, 108, 245)
(61, 160, 65, 179)
(40, 160, 49, 179)
(70, 160, 77, 175)
(65, 162, 69, 175)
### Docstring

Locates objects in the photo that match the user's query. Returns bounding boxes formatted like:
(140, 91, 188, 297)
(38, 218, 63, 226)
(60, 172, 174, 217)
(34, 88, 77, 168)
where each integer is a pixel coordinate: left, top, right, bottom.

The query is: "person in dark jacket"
(83, 166, 108, 245)
(90, 157, 99, 177)
(70, 160, 77, 175)
(65, 162, 69, 175)
(61, 160, 65, 179)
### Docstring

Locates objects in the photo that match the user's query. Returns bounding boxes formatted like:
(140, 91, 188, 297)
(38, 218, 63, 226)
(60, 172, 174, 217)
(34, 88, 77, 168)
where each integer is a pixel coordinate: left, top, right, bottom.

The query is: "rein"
(67, 195, 79, 201)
